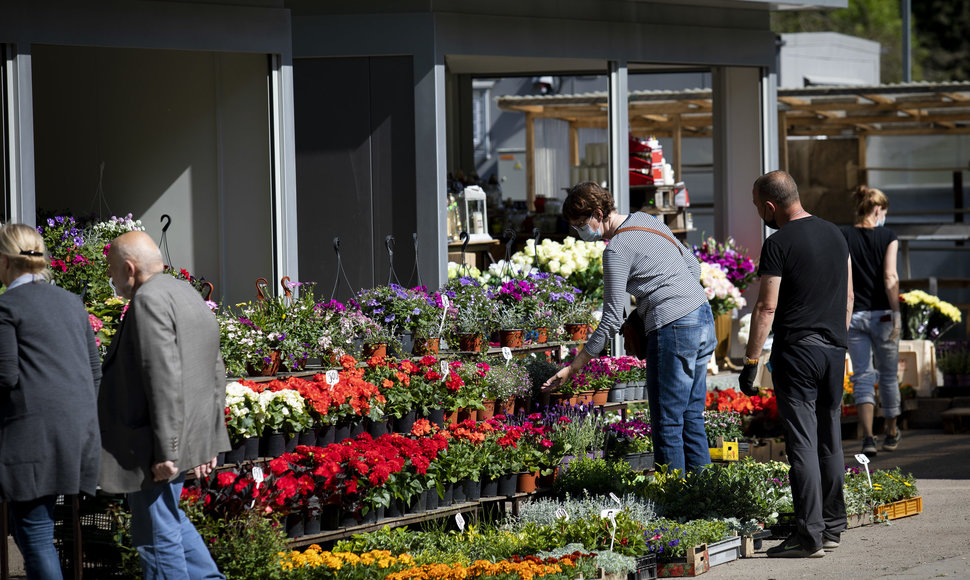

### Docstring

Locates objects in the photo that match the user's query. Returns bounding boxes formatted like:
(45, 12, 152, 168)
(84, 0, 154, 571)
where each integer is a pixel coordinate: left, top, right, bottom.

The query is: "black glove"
(738, 363, 759, 397)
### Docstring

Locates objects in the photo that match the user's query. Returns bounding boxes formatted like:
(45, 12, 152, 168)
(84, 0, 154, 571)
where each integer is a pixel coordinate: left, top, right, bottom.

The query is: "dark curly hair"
(562, 181, 616, 223)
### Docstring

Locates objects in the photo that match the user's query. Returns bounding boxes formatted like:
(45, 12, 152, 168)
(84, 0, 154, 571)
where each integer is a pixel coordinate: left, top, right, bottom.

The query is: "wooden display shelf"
(286, 492, 541, 548)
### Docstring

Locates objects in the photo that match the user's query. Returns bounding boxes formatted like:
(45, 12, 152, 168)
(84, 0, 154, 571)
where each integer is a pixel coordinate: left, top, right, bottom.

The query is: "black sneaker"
(882, 430, 901, 451)
(861, 436, 878, 456)
(766, 535, 825, 558)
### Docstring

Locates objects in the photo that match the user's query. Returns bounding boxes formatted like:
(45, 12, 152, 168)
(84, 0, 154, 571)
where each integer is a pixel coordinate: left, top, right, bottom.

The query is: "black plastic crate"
(53, 493, 130, 578)
(628, 553, 658, 580)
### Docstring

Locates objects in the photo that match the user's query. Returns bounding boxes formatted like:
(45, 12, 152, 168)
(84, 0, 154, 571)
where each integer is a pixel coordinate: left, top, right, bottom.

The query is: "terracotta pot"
(479, 399, 496, 420)
(495, 396, 516, 416)
(457, 408, 477, 422)
(591, 389, 609, 406)
(246, 350, 281, 377)
(534, 327, 548, 344)
(516, 471, 539, 493)
(413, 337, 441, 355)
(362, 342, 387, 359)
(536, 467, 559, 489)
(457, 333, 486, 352)
(498, 329, 524, 348)
(574, 390, 595, 405)
(564, 323, 589, 341)
(444, 410, 459, 425)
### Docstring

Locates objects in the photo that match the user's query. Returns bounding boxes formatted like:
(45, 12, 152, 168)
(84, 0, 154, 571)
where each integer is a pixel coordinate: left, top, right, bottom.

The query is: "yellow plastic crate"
(709, 440, 739, 461)
(875, 496, 922, 520)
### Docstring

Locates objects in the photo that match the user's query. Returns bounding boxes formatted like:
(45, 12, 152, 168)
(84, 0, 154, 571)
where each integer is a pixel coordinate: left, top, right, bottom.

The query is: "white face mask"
(576, 222, 603, 242)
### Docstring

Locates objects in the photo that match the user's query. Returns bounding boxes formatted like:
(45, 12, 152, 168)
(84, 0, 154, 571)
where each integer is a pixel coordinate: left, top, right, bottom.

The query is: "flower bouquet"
(900, 290, 962, 341)
(512, 237, 606, 302)
(699, 262, 746, 317)
(692, 236, 757, 291)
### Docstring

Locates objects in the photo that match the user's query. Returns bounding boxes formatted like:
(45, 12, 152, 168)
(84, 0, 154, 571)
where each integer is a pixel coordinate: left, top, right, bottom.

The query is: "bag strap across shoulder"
(613, 226, 684, 255)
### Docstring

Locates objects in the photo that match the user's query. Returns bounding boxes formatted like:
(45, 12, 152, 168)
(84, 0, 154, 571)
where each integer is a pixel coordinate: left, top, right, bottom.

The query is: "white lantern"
(459, 185, 492, 242)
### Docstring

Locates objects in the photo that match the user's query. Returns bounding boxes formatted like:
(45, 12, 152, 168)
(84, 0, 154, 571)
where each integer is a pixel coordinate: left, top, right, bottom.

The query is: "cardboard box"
(898, 339, 937, 396)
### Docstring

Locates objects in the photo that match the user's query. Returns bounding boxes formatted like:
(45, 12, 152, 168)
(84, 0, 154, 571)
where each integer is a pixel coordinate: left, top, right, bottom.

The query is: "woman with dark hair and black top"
(542, 181, 716, 473)
(840, 185, 902, 456)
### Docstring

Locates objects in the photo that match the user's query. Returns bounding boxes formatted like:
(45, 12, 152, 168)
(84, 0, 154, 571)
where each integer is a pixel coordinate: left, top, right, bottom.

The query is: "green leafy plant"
(554, 456, 631, 497)
(639, 460, 791, 525)
(184, 499, 288, 580)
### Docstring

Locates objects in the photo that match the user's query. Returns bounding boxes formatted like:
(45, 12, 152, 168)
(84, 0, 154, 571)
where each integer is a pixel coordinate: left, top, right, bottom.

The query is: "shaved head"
(107, 231, 164, 298)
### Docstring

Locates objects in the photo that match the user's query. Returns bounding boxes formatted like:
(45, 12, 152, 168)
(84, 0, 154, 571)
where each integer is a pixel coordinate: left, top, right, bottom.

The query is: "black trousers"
(770, 341, 848, 551)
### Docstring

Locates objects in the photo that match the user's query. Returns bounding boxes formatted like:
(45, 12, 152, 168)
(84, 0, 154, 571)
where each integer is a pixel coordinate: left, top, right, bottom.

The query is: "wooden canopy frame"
(497, 81, 970, 205)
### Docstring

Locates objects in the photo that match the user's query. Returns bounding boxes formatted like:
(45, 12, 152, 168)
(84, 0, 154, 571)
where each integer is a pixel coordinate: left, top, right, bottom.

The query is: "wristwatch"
(744, 357, 760, 366)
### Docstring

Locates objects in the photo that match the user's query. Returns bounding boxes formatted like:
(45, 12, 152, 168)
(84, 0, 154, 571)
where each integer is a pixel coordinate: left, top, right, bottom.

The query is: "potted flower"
(224, 382, 264, 461)
(494, 302, 527, 347)
(256, 388, 314, 457)
(604, 418, 653, 471)
(937, 343, 970, 388)
(441, 277, 496, 351)
(410, 288, 446, 354)
(559, 299, 596, 341)
(495, 279, 539, 347)
(355, 314, 401, 359)
(483, 359, 532, 416)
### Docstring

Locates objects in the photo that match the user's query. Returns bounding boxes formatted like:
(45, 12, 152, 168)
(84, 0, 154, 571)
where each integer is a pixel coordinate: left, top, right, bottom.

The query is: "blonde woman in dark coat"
(0, 223, 101, 579)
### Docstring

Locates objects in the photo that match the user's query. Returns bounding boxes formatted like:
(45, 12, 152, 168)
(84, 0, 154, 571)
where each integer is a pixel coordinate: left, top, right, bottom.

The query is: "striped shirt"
(583, 212, 707, 356)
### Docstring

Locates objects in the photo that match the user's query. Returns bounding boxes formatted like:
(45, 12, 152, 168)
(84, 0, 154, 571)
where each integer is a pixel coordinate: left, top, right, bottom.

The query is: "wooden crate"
(657, 544, 709, 577)
(875, 496, 923, 520)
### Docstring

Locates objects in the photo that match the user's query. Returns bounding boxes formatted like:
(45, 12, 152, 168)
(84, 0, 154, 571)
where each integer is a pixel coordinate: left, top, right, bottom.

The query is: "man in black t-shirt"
(739, 170, 854, 559)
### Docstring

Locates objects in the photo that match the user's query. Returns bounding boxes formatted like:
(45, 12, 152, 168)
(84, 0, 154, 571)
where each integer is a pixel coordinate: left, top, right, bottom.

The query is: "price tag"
(855, 453, 873, 488)
(440, 360, 450, 381)
(455, 513, 465, 532)
(609, 492, 622, 506)
(441, 295, 451, 309)
(502, 347, 512, 364)
(325, 370, 339, 390)
(555, 508, 569, 521)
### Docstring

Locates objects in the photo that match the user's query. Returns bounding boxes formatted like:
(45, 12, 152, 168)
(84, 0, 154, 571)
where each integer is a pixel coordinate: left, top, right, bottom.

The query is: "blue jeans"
(848, 310, 900, 417)
(9, 496, 62, 580)
(644, 302, 716, 472)
(127, 474, 224, 580)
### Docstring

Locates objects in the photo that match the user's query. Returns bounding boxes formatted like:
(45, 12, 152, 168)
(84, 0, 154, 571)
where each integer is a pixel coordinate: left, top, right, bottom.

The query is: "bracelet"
(744, 357, 760, 366)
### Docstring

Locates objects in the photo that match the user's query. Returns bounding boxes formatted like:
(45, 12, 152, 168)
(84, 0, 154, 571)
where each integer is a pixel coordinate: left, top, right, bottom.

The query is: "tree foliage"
(770, 0, 914, 84)
(912, 0, 970, 81)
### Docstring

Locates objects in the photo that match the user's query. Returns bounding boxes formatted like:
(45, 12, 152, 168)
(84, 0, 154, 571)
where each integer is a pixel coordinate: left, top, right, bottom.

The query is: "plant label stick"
(502, 347, 512, 364)
(601, 509, 618, 551)
(609, 492, 622, 506)
(326, 370, 339, 391)
(555, 508, 569, 521)
(438, 295, 450, 337)
(440, 360, 450, 382)
(250, 466, 265, 508)
(455, 513, 465, 532)
(855, 453, 873, 487)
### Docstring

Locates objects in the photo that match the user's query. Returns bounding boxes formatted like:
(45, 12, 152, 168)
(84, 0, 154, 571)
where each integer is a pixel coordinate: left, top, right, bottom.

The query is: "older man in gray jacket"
(99, 231, 229, 579)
